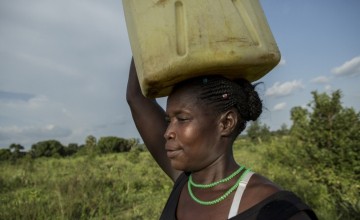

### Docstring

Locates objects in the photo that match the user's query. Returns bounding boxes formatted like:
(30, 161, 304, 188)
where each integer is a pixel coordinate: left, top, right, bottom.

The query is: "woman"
(126, 59, 317, 220)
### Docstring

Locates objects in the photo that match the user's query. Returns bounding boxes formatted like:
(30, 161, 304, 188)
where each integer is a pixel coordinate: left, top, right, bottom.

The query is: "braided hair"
(172, 75, 262, 136)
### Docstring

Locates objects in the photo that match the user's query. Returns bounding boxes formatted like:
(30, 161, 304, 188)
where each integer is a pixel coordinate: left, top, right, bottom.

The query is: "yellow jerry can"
(123, 0, 281, 98)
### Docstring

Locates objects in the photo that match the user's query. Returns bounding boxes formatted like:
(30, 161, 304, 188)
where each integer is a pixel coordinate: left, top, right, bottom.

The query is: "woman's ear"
(219, 109, 238, 137)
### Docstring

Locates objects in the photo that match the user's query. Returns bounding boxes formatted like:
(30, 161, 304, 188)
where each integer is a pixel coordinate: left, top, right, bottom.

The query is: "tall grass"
(1, 139, 358, 219)
(0, 151, 172, 220)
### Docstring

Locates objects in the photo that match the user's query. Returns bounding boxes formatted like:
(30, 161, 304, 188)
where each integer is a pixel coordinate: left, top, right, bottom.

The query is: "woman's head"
(171, 75, 262, 137)
(164, 75, 262, 171)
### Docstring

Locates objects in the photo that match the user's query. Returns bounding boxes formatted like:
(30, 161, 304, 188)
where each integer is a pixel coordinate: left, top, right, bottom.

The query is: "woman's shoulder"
(240, 173, 282, 212)
(234, 173, 318, 220)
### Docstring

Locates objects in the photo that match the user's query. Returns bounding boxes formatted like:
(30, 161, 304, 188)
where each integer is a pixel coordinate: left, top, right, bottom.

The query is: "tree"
(30, 140, 65, 158)
(272, 123, 289, 137)
(0, 149, 12, 161)
(246, 120, 271, 143)
(303, 90, 360, 168)
(290, 106, 309, 141)
(289, 90, 360, 219)
(85, 135, 97, 154)
(64, 143, 80, 156)
(97, 136, 133, 154)
(9, 143, 25, 159)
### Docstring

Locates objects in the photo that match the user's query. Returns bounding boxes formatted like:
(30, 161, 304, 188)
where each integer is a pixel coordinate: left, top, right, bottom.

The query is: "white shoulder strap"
(228, 171, 254, 219)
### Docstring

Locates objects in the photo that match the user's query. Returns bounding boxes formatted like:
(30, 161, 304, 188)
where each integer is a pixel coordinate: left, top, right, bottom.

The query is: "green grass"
(0, 152, 172, 220)
(1, 139, 358, 219)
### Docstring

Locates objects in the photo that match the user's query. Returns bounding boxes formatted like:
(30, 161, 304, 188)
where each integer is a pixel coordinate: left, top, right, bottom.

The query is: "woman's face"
(164, 86, 225, 172)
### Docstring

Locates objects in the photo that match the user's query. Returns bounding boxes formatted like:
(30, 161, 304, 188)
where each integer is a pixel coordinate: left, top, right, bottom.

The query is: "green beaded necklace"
(188, 167, 250, 206)
(189, 166, 245, 188)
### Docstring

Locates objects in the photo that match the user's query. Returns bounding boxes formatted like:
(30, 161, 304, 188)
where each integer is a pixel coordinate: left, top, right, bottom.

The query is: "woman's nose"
(164, 125, 175, 140)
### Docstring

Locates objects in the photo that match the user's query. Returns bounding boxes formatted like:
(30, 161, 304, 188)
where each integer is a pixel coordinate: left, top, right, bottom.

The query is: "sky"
(1, 0, 359, 149)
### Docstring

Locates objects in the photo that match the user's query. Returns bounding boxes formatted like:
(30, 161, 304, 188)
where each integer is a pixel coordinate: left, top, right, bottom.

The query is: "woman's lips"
(166, 149, 182, 159)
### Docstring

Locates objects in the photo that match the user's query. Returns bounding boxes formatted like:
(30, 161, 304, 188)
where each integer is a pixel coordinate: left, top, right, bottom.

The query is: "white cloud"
(325, 85, 332, 91)
(28, 95, 49, 109)
(331, 56, 360, 77)
(265, 80, 304, 97)
(0, 94, 49, 110)
(310, 76, 331, 84)
(0, 89, 135, 148)
(273, 102, 287, 111)
(0, 125, 72, 147)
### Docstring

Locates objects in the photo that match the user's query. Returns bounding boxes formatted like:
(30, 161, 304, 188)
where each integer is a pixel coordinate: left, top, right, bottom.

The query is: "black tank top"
(159, 172, 318, 220)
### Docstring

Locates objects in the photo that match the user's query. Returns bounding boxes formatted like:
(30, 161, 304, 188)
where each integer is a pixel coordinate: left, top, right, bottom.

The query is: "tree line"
(1, 89, 359, 165)
(0, 135, 140, 161)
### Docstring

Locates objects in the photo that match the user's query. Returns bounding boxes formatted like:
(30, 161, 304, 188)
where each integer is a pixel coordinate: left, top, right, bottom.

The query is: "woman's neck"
(190, 154, 239, 185)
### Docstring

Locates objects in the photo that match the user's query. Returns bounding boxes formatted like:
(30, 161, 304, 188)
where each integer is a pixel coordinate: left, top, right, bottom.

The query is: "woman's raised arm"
(126, 58, 181, 181)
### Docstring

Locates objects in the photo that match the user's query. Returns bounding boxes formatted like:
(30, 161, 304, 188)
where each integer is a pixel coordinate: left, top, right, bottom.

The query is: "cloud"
(265, 80, 304, 97)
(310, 76, 331, 84)
(0, 90, 35, 102)
(0, 93, 49, 110)
(331, 56, 360, 77)
(0, 124, 72, 145)
(0, 0, 135, 148)
(0, 90, 134, 148)
(273, 102, 287, 111)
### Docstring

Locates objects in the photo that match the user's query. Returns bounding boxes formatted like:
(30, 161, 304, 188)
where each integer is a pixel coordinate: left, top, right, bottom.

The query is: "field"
(0, 138, 359, 220)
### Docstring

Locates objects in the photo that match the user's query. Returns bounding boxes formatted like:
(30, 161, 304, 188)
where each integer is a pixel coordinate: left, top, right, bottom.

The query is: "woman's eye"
(177, 117, 189, 122)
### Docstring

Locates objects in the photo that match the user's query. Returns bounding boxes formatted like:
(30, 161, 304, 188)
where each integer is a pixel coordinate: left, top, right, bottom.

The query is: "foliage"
(288, 90, 360, 219)
(271, 123, 290, 136)
(0, 136, 138, 161)
(84, 135, 97, 155)
(0, 149, 12, 161)
(290, 90, 360, 173)
(246, 120, 271, 143)
(97, 136, 135, 154)
(9, 143, 25, 157)
(2, 137, 358, 219)
(0, 144, 26, 162)
(30, 140, 66, 158)
(1, 136, 358, 219)
(66, 143, 81, 156)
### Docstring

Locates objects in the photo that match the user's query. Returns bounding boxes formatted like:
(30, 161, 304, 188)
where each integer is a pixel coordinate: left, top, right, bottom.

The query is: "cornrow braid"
(173, 75, 262, 135)
(199, 77, 236, 113)
(233, 79, 262, 122)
